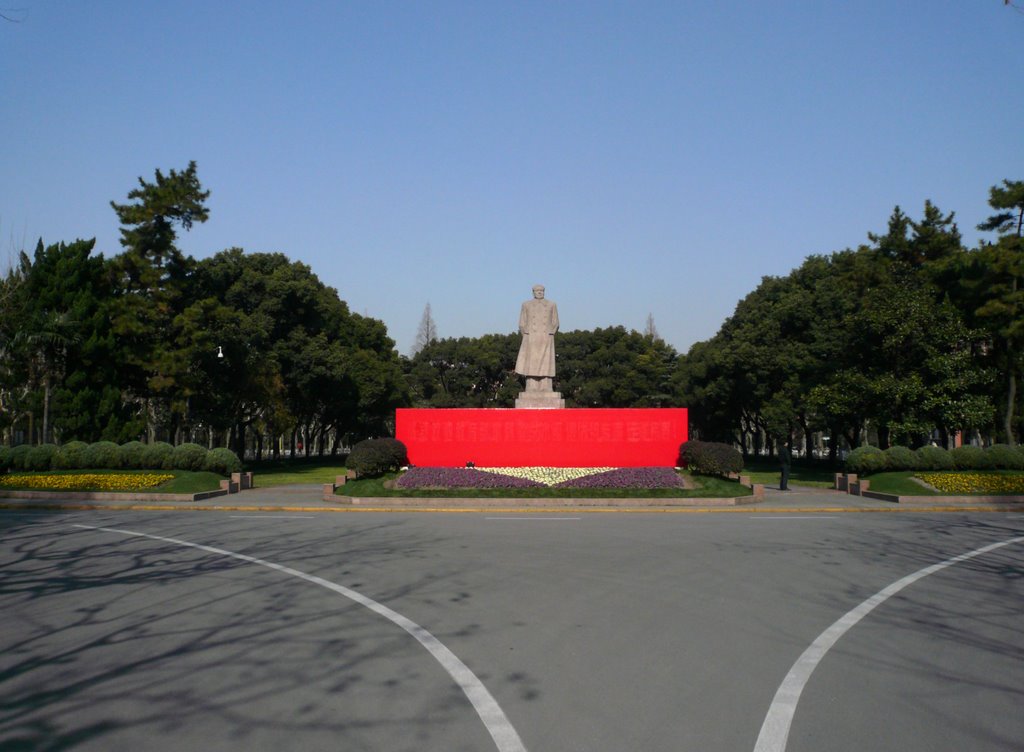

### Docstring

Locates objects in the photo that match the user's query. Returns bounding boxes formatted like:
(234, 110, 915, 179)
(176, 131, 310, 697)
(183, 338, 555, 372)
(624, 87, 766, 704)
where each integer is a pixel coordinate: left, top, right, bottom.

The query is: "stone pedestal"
(515, 391, 565, 409)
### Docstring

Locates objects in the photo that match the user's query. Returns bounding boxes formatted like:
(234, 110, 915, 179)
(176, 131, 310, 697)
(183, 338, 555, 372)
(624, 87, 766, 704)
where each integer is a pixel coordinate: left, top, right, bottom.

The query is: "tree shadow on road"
(0, 513, 536, 751)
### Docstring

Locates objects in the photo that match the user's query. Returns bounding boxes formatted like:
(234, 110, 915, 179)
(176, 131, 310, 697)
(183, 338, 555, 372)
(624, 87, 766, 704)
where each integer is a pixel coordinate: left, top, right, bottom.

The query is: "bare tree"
(643, 313, 661, 341)
(0, 8, 27, 23)
(412, 302, 438, 356)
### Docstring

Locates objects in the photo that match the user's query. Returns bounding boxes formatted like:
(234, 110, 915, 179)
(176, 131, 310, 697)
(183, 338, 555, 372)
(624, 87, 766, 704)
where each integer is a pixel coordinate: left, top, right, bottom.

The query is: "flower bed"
(397, 467, 542, 489)
(396, 466, 686, 490)
(918, 472, 1024, 495)
(0, 473, 175, 492)
(555, 467, 687, 489)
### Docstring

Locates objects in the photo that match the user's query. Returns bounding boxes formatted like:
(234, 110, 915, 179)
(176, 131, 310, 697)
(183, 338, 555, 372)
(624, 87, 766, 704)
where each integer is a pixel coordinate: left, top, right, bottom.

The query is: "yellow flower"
(0, 473, 174, 492)
(919, 472, 1024, 495)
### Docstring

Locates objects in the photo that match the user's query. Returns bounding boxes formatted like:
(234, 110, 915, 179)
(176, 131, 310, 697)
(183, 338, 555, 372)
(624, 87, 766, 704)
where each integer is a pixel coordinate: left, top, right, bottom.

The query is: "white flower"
(475, 467, 616, 487)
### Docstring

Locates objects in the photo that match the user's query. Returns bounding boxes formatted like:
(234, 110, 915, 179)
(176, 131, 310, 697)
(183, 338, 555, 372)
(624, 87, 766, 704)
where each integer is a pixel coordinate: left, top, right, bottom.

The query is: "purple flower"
(395, 466, 685, 490)
(555, 467, 686, 489)
(396, 467, 544, 489)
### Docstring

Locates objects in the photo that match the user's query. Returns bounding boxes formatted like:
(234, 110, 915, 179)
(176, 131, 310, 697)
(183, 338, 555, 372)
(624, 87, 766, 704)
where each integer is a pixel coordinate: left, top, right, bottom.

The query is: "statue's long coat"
(515, 298, 559, 377)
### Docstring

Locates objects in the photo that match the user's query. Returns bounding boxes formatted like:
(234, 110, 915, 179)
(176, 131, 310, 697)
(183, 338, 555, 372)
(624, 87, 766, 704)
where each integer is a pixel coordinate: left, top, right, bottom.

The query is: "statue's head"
(532, 284, 545, 299)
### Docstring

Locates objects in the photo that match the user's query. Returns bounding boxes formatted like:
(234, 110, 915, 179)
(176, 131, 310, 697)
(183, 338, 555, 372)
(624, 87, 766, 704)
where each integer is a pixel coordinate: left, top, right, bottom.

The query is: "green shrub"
(203, 447, 242, 475)
(26, 444, 59, 471)
(678, 440, 744, 476)
(170, 443, 208, 471)
(0, 446, 9, 472)
(8, 445, 33, 471)
(346, 438, 408, 478)
(120, 441, 148, 469)
(845, 446, 886, 474)
(985, 443, 1024, 470)
(883, 445, 918, 471)
(53, 441, 90, 469)
(83, 441, 124, 469)
(915, 445, 954, 471)
(141, 441, 174, 470)
(951, 445, 988, 470)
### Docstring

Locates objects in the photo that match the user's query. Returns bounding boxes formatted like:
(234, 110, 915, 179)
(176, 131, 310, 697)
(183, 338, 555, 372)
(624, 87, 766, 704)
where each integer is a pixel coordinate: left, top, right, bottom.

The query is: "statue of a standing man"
(515, 285, 559, 392)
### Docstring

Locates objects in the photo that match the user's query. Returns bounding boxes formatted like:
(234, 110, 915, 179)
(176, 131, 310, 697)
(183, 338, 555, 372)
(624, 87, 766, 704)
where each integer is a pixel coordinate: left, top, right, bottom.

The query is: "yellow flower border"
(0, 473, 174, 492)
(918, 472, 1024, 495)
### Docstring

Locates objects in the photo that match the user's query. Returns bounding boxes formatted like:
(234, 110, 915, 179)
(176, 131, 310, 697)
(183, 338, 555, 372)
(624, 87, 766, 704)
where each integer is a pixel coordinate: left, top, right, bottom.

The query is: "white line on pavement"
(486, 517, 581, 521)
(227, 515, 315, 519)
(749, 516, 838, 520)
(753, 534, 1024, 752)
(72, 523, 527, 752)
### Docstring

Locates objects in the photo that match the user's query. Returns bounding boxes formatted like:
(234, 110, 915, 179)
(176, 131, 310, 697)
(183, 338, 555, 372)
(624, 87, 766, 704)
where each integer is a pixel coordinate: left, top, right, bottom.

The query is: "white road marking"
(486, 517, 581, 521)
(753, 534, 1024, 752)
(73, 524, 527, 752)
(227, 515, 315, 519)
(749, 516, 838, 520)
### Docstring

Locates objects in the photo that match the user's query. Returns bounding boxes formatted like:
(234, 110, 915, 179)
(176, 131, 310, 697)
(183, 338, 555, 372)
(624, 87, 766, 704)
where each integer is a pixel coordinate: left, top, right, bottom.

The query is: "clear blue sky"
(2, 1, 1020, 357)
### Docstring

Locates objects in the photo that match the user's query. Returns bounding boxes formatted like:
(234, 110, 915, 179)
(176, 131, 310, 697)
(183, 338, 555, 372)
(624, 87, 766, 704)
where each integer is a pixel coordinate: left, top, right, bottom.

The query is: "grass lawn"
(338, 471, 748, 498)
(742, 459, 837, 489)
(863, 471, 937, 496)
(0, 469, 224, 494)
(246, 457, 348, 487)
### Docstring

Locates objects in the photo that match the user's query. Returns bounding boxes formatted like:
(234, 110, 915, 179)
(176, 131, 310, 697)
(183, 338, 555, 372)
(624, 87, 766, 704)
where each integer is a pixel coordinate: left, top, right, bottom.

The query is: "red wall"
(395, 408, 688, 467)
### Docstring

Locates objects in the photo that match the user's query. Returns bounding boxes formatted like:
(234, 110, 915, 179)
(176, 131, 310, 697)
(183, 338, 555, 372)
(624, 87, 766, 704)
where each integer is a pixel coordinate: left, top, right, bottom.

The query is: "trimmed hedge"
(915, 445, 953, 471)
(845, 445, 886, 475)
(346, 438, 408, 478)
(82, 441, 124, 470)
(0, 440, 241, 476)
(140, 441, 174, 469)
(7, 445, 32, 471)
(849, 443, 1024, 475)
(204, 447, 243, 475)
(54, 440, 90, 470)
(883, 446, 918, 471)
(951, 445, 988, 470)
(121, 441, 148, 469)
(26, 444, 60, 472)
(678, 440, 743, 476)
(171, 443, 207, 472)
(986, 443, 1024, 470)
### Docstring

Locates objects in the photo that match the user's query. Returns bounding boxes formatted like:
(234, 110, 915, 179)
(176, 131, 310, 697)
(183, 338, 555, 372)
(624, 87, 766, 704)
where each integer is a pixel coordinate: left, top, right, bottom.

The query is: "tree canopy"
(1, 164, 408, 457)
(3, 170, 1021, 459)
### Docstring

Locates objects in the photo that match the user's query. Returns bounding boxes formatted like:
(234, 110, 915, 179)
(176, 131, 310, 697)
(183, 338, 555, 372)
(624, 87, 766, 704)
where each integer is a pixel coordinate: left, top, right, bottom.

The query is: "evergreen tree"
(109, 161, 210, 440)
(971, 180, 1024, 443)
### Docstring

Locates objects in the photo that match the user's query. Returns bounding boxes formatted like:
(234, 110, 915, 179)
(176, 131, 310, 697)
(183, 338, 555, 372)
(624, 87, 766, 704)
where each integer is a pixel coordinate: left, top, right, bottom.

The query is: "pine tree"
(973, 180, 1024, 443)
(109, 161, 210, 441)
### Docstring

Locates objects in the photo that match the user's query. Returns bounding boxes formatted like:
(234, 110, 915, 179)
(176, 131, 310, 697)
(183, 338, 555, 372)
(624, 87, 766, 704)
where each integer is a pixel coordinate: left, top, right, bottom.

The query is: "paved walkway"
(2, 482, 1023, 513)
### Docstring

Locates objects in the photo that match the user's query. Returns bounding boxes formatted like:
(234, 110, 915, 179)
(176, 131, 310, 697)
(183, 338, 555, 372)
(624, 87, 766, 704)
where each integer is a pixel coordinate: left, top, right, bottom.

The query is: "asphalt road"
(1, 510, 1022, 752)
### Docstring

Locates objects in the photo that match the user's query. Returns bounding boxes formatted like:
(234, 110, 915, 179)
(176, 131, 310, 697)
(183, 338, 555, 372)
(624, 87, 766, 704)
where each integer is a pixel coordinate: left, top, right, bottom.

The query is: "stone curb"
(860, 490, 1024, 505)
(3, 501, 1024, 514)
(328, 494, 761, 507)
(0, 489, 229, 502)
